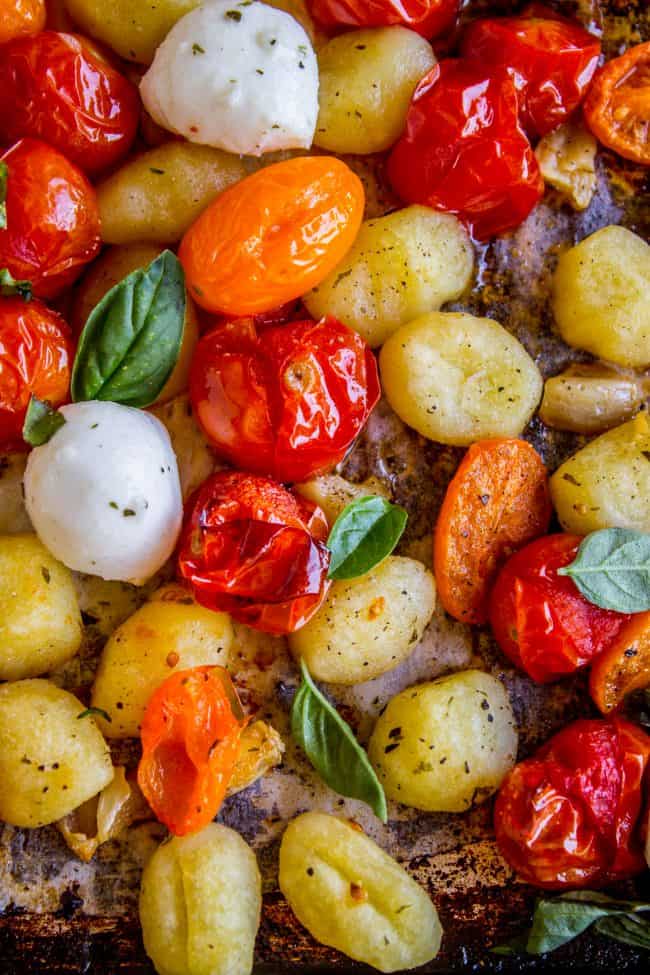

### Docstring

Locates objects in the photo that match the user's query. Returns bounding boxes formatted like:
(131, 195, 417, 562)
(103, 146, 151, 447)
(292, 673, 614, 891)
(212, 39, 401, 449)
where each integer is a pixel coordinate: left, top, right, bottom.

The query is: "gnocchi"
(294, 474, 389, 526)
(0, 679, 114, 827)
(539, 364, 650, 435)
(91, 583, 235, 738)
(279, 812, 442, 973)
(289, 556, 435, 685)
(0, 534, 83, 681)
(140, 823, 262, 975)
(368, 670, 518, 813)
(550, 412, 650, 535)
(380, 312, 543, 445)
(315, 28, 436, 155)
(149, 395, 219, 501)
(552, 226, 650, 368)
(304, 207, 473, 348)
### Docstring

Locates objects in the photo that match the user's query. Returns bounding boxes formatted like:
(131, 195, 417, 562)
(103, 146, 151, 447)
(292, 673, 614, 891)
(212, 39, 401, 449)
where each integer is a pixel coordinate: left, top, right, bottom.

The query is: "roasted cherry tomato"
(178, 471, 331, 634)
(494, 717, 650, 889)
(0, 31, 140, 175)
(190, 316, 380, 484)
(308, 0, 459, 39)
(489, 534, 629, 684)
(590, 612, 650, 714)
(0, 0, 46, 44)
(584, 41, 650, 166)
(387, 60, 544, 240)
(0, 296, 73, 451)
(0, 139, 100, 300)
(461, 4, 600, 138)
(434, 439, 551, 625)
(179, 157, 365, 316)
(138, 666, 248, 836)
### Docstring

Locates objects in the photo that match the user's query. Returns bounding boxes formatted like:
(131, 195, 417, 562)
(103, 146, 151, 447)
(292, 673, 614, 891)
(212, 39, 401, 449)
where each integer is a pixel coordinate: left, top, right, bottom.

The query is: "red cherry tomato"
(494, 717, 650, 889)
(178, 471, 331, 635)
(387, 60, 544, 240)
(138, 666, 248, 836)
(461, 4, 601, 138)
(0, 31, 139, 174)
(307, 0, 459, 38)
(0, 139, 100, 300)
(190, 317, 380, 484)
(0, 0, 46, 45)
(0, 296, 73, 451)
(489, 534, 628, 684)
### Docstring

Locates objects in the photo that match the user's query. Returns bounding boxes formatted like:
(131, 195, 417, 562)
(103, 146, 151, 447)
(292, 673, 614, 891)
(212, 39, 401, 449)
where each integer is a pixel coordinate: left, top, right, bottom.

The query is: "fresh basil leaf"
(595, 913, 650, 950)
(71, 250, 186, 408)
(291, 658, 387, 822)
(77, 706, 111, 723)
(327, 496, 407, 580)
(0, 268, 32, 301)
(22, 396, 66, 447)
(558, 528, 650, 613)
(0, 162, 7, 230)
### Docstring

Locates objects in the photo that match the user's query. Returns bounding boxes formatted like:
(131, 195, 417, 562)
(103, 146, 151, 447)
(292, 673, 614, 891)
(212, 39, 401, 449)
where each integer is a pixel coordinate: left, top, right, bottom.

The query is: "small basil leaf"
(77, 706, 111, 723)
(327, 496, 407, 580)
(558, 528, 650, 613)
(291, 659, 387, 822)
(71, 250, 186, 408)
(0, 162, 7, 230)
(23, 396, 66, 446)
(0, 268, 32, 301)
(595, 914, 650, 950)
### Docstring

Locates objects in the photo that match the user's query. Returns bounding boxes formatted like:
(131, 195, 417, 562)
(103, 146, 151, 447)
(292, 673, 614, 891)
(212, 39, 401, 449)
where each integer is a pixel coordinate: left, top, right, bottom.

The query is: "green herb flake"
(256, 68, 264, 74)
(109, 501, 119, 509)
(0, 162, 7, 230)
(123, 508, 136, 517)
(191, 42, 205, 54)
(0, 268, 32, 301)
(327, 496, 407, 580)
(77, 706, 111, 723)
(225, 9, 242, 19)
(41, 566, 51, 584)
(22, 396, 66, 447)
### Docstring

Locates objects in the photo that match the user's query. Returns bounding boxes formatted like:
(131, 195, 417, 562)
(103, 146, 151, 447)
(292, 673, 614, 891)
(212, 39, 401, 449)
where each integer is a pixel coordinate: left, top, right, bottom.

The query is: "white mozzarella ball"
(140, 0, 319, 156)
(24, 402, 183, 585)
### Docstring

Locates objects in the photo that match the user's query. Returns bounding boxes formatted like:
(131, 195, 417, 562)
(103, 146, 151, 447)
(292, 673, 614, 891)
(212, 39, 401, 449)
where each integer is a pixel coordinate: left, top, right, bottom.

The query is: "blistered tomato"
(0, 296, 73, 451)
(489, 534, 628, 684)
(308, 0, 459, 39)
(461, 4, 600, 138)
(494, 717, 650, 889)
(178, 471, 331, 635)
(190, 316, 380, 483)
(584, 41, 650, 166)
(0, 31, 140, 175)
(0, 138, 101, 300)
(178, 156, 365, 316)
(387, 61, 544, 240)
(0, 0, 46, 44)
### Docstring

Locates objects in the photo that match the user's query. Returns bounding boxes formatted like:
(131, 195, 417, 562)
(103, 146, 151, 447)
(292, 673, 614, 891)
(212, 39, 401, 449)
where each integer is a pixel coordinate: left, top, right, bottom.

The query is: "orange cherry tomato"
(590, 612, 650, 714)
(178, 157, 365, 317)
(584, 41, 650, 166)
(0, 138, 100, 300)
(0, 0, 46, 44)
(138, 666, 248, 836)
(434, 438, 551, 624)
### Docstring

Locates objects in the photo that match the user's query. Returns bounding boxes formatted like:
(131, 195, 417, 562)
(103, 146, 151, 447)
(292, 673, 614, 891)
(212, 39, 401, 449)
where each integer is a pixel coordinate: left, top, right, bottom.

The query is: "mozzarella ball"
(140, 0, 319, 156)
(24, 402, 183, 585)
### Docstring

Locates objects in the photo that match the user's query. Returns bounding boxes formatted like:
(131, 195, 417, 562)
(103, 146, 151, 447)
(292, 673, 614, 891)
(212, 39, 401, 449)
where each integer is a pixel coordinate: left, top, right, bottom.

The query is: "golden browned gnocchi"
(368, 670, 518, 813)
(550, 412, 650, 534)
(72, 244, 199, 404)
(63, 0, 201, 63)
(380, 312, 543, 445)
(279, 812, 442, 973)
(552, 226, 650, 368)
(139, 823, 262, 975)
(288, 556, 435, 684)
(96, 143, 249, 245)
(539, 364, 649, 434)
(294, 474, 389, 526)
(314, 28, 435, 155)
(304, 207, 473, 348)
(0, 534, 83, 681)
(0, 679, 114, 827)
(91, 583, 235, 737)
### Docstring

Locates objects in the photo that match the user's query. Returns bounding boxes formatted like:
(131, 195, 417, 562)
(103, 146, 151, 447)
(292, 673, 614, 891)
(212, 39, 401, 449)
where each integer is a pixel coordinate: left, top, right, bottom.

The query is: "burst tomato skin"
(0, 0, 46, 44)
(584, 41, 650, 166)
(0, 31, 140, 175)
(461, 4, 601, 138)
(489, 534, 628, 684)
(308, 0, 459, 39)
(387, 60, 544, 241)
(178, 157, 365, 317)
(178, 472, 331, 635)
(0, 139, 101, 300)
(138, 665, 248, 836)
(494, 717, 650, 889)
(190, 316, 380, 484)
(0, 296, 73, 451)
